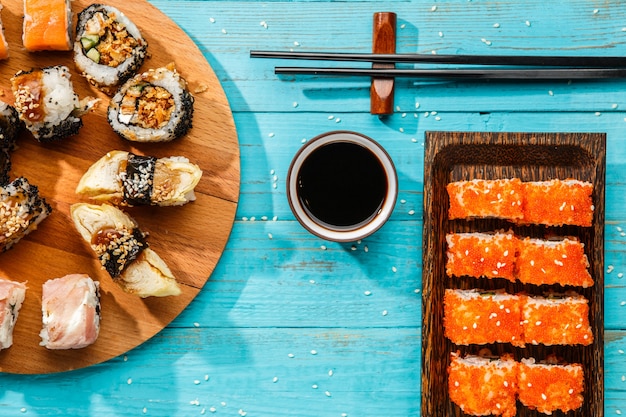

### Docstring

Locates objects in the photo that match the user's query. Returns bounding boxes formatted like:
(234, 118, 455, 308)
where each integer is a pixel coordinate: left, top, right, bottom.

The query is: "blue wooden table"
(2, 0, 626, 415)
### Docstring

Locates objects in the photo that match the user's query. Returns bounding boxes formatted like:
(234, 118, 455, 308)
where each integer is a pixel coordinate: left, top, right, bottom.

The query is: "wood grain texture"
(0, 0, 239, 373)
(422, 132, 605, 416)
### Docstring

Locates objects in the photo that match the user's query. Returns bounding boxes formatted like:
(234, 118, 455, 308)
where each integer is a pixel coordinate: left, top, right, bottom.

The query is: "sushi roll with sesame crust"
(76, 150, 202, 207)
(107, 64, 194, 143)
(11, 66, 98, 142)
(70, 203, 181, 298)
(74, 4, 148, 95)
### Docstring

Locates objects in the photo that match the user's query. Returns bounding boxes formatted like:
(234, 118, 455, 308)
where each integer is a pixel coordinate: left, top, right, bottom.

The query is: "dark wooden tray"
(422, 132, 605, 416)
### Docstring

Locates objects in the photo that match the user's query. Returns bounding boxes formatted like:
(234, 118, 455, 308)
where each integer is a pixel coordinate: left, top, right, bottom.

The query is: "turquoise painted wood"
(2, 0, 626, 416)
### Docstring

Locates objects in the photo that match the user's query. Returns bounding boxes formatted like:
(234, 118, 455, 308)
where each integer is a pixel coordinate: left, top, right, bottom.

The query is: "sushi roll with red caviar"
(11, 66, 98, 142)
(75, 150, 202, 207)
(70, 203, 180, 298)
(522, 292, 593, 346)
(516, 237, 594, 287)
(518, 357, 584, 414)
(521, 179, 594, 227)
(446, 231, 518, 282)
(448, 351, 518, 417)
(74, 4, 148, 95)
(0, 177, 51, 252)
(107, 64, 194, 143)
(444, 289, 525, 347)
(40, 274, 100, 350)
(447, 178, 524, 221)
(0, 279, 27, 350)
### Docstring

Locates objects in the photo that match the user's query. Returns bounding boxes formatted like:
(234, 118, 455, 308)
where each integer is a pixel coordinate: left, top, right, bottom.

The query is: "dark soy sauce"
(297, 141, 388, 229)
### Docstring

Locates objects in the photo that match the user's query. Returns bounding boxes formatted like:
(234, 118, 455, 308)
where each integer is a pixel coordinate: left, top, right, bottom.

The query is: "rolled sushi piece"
(40, 274, 100, 350)
(107, 64, 194, 143)
(11, 66, 98, 142)
(74, 4, 148, 95)
(22, 0, 72, 52)
(76, 150, 202, 206)
(0, 177, 52, 252)
(0, 102, 23, 151)
(70, 203, 181, 298)
(0, 279, 27, 350)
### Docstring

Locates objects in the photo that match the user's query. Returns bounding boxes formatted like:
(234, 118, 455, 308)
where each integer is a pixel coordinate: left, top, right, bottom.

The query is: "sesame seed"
(431, 5, 437, 11)
(382, 310, 388, 316)
(312, 384, 318, 389)
(541, 393, 547, 400)
(273, 377, 279, 383)
(288, 353, 295, 358)
(364, 291, 372, 296)
(325, 391, 332, 397)
(209, 407, 216, 413)
(328, 370, 334, 376)
(311, 350, 317, 355)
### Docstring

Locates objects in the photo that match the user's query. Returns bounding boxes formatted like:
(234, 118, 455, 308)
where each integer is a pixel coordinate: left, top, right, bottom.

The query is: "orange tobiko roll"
(447, 178, 524, 221)
(521, 179, 594, 227)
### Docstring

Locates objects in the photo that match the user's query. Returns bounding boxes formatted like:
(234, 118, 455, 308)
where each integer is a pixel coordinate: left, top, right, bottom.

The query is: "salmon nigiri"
(22, 0, 72, 52)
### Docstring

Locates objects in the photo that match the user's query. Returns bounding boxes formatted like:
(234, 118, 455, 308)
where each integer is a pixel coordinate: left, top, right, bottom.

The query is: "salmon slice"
(0, 5, 8, 59)
(22, 0, 72, 51)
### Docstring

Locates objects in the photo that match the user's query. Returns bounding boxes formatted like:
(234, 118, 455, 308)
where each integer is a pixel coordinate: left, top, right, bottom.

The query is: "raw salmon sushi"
(521, 179, 594, 227)
(448, 351, 518, 417)
(40, 274, 100, 350)
(522, 293, 593, 346)
(444, 289, 525, 347)
(446, 231, 518, 282)
(22, 0, 72, 52)
(447, 178, 523, 221)
(0, 5, 9, 59)
(0, 279, 26, 350)
(516, 237, 594, 287)
(518, 357, 584, 414)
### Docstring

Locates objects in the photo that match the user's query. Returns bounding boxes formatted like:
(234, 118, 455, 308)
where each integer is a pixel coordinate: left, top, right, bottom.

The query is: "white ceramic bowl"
(286, 130, 398, 242)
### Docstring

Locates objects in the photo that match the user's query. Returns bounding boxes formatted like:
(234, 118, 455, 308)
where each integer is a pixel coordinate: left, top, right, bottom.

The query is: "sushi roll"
(518, 357, 584, 414)
(516, 237, 594, 288)
(73, 4, 148, 94)
(11, 66, 98, 142)
(22, 0, 72, 52)
(0, 177, 52, 252)
(448, 351, 518, 417)
(107, 64, 194, 143)
(75, 150, 202, 207)
(40, 274, 100, 350)
(70, 203, 181, 298)
(0, 279, 27, 350)
(522, 292, 593, 346)
(521, 179, 594, 227)
(447, 178, 524, 221)
(0, 102, 23, 151)
(443, 289, 525, 347)
(446, 231, 518, 282)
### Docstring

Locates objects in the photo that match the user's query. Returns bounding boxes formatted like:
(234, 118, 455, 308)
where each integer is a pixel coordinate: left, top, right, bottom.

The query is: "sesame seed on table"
(2, 0, 626, 416)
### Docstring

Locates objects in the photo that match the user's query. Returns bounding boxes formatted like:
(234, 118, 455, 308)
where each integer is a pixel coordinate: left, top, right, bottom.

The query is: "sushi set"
(0, 0, 239, 373)
(422, 132, 605, 416)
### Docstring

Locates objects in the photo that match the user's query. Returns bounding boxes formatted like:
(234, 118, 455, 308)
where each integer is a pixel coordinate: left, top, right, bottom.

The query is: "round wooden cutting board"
(0, 0, 240, 373)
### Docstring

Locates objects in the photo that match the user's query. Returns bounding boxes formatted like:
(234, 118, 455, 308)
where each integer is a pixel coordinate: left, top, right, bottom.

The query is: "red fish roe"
(521, 179, 594, 227)
(516, 237, 594, 287)
(447, 178, 524, 221)
(518, 358, 584, 414)
(446, 232, 518, 282)
(444, 289, 525, 347)
(522, 293, 593, 346)
(448, 351, 518, 417)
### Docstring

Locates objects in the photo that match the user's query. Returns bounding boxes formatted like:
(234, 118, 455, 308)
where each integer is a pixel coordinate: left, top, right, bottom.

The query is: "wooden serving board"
(0, 0, 239, 374)
(422, 132, 605, 416)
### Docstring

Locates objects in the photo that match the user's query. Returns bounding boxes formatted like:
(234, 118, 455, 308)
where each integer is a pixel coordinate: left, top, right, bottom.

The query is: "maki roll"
(0, 279, 27, 350)
(11, 66, 98, 142)
(0, 102, 23, 151)
(76, 150, 202, 206)
(74, 4, 148, 95)
(70, 203, 181, 298)
(0, 177, 52, 252)
(107, 64, 194, 143)
(40, 274, 100, 350)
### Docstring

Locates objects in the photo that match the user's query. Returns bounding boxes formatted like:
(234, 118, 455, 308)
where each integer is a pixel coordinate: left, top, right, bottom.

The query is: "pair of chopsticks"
(250, 50, 626, 79)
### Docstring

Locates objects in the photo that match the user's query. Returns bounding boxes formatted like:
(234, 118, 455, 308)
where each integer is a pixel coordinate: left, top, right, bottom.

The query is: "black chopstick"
(251, 50, 626, 68)
(274, 66, 626, 79)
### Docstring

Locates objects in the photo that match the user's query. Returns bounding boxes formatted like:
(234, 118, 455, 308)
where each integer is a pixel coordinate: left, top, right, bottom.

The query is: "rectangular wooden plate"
(421, 132, 605, 416)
